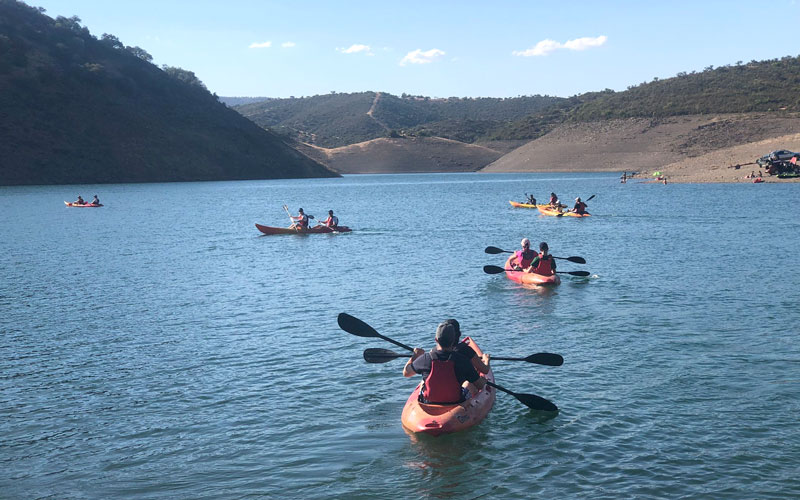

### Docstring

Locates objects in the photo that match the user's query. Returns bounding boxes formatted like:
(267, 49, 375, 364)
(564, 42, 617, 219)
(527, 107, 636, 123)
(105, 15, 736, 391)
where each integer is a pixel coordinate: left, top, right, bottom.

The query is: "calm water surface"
(2, 173, 800, 499)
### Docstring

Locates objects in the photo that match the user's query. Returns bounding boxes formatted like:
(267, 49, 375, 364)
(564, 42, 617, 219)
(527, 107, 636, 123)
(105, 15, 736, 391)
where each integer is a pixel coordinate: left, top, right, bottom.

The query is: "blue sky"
(31, 1, 800, 99)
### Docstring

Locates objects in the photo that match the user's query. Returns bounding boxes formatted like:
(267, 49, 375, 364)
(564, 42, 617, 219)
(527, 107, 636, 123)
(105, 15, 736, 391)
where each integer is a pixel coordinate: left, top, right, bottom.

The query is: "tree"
(126, 46, 153, 62)
(100, 33, 123, 50)
(161, 65, 207, 90)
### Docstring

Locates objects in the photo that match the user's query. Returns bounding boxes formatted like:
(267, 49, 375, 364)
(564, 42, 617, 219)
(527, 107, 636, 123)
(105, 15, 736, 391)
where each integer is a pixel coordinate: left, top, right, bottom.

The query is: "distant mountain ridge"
(233, 92, 564, 148)
(0, 0, 336, 186)
(226, 54, 800, 174)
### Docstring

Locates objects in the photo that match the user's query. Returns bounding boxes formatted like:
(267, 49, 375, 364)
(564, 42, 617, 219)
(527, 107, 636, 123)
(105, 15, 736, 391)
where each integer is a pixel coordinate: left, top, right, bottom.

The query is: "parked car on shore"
(757, 150, 798, 167)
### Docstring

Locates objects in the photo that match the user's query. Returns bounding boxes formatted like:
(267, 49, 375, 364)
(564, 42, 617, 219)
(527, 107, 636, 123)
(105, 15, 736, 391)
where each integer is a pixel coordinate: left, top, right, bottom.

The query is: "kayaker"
(74, 195, 85, 205)
(528, 242, 557, 276)
(91, 195, 100, 205)
(571, 197, 588, 215)
(321, 210, 338, 228)
(403, 321, 487, 404)
(511, 238, 536, 271)
(444, 319, 490, 375)
(548, 192, 560, 207)
(525, 193, 537, 205)
(289, 208, 309, 230)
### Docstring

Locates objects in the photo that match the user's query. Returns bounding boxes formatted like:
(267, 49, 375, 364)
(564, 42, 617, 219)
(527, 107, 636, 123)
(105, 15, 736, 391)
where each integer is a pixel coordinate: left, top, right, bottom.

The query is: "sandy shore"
(638, 132, 800, 183)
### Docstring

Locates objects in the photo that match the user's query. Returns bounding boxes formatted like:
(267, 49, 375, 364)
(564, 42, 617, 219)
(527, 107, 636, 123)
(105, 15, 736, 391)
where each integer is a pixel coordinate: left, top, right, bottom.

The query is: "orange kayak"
(503, 256, 561, 286)
(64, 201, 103, 207)
(536, 205, 590, 217)
(400, 337, 495, 437)
(255, 223, 351, 235)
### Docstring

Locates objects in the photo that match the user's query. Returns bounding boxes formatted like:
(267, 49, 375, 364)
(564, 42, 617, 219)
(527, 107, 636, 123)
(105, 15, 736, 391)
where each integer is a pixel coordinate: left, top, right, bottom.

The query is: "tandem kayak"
(400, 337, 495, 437)
(255, 223, 352, 235)
(65, 201, 103, 207)
(503, 256, 561, 286)
(536, 205, 590, 217)
(509, 201, 547, 209)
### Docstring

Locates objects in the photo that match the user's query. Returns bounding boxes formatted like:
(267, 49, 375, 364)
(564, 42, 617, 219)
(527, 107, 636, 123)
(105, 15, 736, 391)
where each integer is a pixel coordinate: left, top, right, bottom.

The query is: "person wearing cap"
(289, 208, 309, 230)
(74, 195, 85, 205)
(528, 241, 557, 276)
(403, 321, 487, 404)
(511, 238, 536, 271)
(321, 210, 339, 228)
(571, 197, 588, 215)
(91, 195, 100, 206)
(443, 319, 490, 375)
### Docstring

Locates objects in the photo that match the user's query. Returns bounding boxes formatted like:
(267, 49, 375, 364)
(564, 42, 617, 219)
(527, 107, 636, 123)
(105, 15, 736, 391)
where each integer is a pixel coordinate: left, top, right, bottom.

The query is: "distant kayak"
(536, 205, 590, 217)
(65, 201, 103, 207)
(400, 336, 495, 437)
(255, 223, 352, 235)
(752, 178, 764, 183)
(504, 256, 561, 286)
(509, 201, 545, 209)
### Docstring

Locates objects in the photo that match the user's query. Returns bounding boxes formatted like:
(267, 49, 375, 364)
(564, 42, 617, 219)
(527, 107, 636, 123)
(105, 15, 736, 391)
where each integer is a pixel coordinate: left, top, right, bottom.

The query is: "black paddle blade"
(525, 353, 564, 366)
(586, 194, 596, 202)
(363, 348, 404, 363)
(483, 265, 507, 275)
(564, 270, 591, 277)
(565, 256, 586, 264)
(337, 313, 380, 338)
(484, 246, 510, 255)
(517, 392, 559, 412)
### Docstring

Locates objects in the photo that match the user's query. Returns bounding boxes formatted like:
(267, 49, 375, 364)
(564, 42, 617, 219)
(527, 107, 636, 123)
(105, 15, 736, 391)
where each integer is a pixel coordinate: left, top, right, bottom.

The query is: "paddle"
(364, 348, 563, 366)
(337, 312, 414, 351)
(486, 382, 558, 412)
(484, 246, 586, 264)
(339, 313, 558, 411)
(483, 265, 590, 277)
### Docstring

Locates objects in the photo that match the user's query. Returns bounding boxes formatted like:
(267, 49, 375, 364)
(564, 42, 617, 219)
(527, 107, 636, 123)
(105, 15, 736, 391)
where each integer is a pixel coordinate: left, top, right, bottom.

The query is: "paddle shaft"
(483, 265, 590, 277)
(364, 348, 563, 366)
(484, 247, 585, 264)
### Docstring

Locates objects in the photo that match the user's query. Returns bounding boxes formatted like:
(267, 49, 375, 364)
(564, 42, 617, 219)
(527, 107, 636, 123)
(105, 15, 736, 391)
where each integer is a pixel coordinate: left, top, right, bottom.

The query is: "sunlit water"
(2, 173, 799, 499)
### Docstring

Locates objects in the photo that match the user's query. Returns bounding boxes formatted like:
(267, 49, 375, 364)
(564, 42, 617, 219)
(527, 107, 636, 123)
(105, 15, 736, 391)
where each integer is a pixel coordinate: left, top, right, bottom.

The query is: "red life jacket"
(515, 249, 536, 269)
(532, 253, 554, 275)
(422, 352, 463, 404)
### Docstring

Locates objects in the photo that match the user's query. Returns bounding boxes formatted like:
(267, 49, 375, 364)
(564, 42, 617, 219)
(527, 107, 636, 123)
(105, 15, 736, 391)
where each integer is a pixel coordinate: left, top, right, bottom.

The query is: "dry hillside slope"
(481, 114, 800, 174)
(296, 136, 503, 174)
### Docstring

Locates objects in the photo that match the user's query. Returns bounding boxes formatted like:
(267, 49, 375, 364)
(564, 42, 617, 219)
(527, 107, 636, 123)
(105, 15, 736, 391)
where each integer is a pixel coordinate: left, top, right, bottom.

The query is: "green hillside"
(491, 56, 800, 141)
(0, 0, 336, 186)
(235, 92, 563, 148)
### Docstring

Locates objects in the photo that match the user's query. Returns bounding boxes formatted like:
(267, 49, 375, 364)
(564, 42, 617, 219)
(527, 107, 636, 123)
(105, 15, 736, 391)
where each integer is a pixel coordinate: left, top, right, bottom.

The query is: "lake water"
(2, 173, 800, 499)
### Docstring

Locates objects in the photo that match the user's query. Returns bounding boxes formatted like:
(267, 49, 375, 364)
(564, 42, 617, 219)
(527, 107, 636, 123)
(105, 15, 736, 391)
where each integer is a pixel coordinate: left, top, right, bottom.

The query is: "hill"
(481, 113, 800, 175)
(233, 92, 564, 148)
(296, 136, 503, 174)
(0, 0, 336, 186)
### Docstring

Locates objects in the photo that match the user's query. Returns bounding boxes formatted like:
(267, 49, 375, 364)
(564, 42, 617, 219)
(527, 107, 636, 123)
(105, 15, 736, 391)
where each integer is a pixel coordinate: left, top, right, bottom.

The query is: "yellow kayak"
(509, 201, 548, 209)
(536, 205, 591, 217)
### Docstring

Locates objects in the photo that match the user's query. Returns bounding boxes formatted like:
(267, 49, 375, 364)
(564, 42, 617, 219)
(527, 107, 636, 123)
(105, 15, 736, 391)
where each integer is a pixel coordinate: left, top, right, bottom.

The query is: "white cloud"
(399, 48, 445, 66)
(282, 42, 296, 48)
(513, 35, 607, 57)
(337, 44, 373, 55)
(249, 41, 272, 49)
(564, 35, 607, 51)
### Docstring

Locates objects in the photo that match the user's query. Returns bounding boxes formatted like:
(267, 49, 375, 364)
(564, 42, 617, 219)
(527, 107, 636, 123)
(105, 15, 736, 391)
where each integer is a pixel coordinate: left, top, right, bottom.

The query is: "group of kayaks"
(509, 201, 591, 217)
